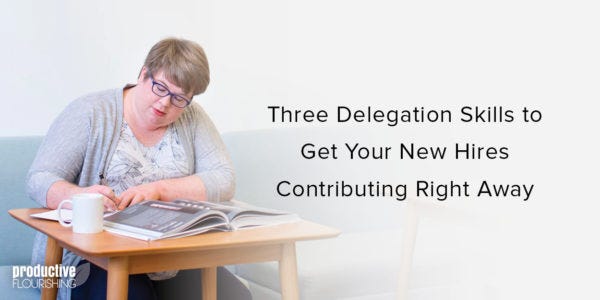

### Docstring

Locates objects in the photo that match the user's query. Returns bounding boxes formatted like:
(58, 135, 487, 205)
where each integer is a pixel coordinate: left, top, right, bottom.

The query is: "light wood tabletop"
(9, 208, 340, 300)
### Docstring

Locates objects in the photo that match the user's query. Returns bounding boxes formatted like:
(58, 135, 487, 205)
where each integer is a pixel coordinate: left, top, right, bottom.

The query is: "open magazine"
(102, 199, 299, 241)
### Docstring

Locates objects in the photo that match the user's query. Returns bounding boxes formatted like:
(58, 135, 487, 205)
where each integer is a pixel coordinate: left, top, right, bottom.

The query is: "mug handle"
(57, 199, 73, 227)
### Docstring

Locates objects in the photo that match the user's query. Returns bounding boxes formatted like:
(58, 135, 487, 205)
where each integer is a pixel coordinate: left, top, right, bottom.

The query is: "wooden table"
(9, 208, 340, 300)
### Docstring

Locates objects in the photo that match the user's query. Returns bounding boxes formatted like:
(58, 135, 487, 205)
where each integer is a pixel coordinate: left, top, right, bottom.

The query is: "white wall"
(0, 0, 210, 136)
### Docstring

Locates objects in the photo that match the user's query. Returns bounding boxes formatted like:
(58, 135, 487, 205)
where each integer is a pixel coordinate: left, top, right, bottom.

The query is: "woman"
(26, 38, 251, 300)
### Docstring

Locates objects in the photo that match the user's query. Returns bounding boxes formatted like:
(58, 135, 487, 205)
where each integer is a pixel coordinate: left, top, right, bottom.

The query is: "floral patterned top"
(106, 121, 190, 280)
(106, 122, 190, 195)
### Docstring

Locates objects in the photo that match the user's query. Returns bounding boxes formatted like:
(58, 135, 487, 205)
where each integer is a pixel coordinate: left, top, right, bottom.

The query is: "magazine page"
(173, 199, 300, 230)
(156, 217, 230, 240)
(175, 199, 293, 217)
(104, 200, 227, 238)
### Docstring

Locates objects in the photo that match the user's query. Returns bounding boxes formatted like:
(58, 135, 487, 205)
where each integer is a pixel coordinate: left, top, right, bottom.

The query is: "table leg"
(202, 267, 217, 300)
(42, 236, 63, 300)
(107, 257, 129, 300)
(279, 242, 299, 300)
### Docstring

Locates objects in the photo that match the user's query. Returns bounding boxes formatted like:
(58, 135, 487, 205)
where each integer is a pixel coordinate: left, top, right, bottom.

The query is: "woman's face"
(134, 68, 192, 130)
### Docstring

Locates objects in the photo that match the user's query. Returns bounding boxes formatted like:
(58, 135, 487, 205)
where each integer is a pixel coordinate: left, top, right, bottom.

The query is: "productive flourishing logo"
(11, 263, 90, 289)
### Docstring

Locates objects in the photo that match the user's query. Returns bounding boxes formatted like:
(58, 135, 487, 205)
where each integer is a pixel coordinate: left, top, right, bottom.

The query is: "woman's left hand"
(118, 182, 162, 210)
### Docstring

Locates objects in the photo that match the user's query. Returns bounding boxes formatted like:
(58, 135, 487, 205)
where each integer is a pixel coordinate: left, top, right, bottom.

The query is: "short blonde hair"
(143, 38, 210, 96)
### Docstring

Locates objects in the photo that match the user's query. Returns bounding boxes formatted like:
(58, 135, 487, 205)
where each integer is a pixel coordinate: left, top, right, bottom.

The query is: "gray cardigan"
(26, 87, 235, 300)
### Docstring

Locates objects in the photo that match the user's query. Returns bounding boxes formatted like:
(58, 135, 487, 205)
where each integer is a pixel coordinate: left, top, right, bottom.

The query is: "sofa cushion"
(0, 136, 43, 266)
(236, 230, 406, 299)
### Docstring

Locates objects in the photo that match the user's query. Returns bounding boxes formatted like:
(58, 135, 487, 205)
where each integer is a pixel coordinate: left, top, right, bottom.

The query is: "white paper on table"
(30, 209, 72, 222)
(30, 209, 117, 222)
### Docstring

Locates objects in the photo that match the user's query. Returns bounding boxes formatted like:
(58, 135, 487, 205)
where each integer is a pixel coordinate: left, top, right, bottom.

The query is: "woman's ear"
(138, 67, 148, 83)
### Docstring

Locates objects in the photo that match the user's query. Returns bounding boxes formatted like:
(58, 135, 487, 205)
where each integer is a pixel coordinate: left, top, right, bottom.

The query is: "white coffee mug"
(57, 193, 104, 234)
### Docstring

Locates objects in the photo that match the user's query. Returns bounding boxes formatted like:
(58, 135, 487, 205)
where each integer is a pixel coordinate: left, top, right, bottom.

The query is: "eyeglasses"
(149, 75, 192, 108)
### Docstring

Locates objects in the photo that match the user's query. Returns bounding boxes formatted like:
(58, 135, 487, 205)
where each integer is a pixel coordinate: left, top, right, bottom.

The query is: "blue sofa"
(1, 131, 408, 300)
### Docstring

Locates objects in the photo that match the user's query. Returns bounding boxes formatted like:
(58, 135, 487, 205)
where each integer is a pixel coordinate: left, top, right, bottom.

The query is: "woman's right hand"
(79, 184, 120, 211)
(47, 180, 120, 211)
